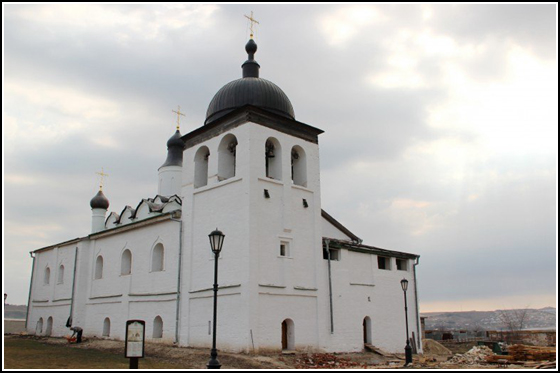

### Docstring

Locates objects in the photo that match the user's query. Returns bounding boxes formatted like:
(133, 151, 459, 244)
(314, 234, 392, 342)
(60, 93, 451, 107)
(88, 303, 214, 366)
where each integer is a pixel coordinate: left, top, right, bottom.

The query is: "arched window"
(265, 138, 282, 180)
(281, 319, 295, 351)
(36, 318, 44, 335)
(57, 265, 65, 284)
(291, 146, 307, 187)
(121, 249, 132, 275)
(153, 316, 163, 339)
(218, 134, 238, 181)
(151, 244, 164, 272)
(103, 317, 111, 337)
(194, 146, 210, 188)
(45, 316, 53, 336)
(44, 267, 51, 285)
(94, 256, 104, 280)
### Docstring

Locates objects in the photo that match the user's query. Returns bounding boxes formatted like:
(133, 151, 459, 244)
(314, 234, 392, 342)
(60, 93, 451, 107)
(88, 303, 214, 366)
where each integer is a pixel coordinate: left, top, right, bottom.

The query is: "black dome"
(160, 129, 184, 169)
(205, 78, 295, 124)
(90, 190, 109, 210)
(205, 38, 295, 125)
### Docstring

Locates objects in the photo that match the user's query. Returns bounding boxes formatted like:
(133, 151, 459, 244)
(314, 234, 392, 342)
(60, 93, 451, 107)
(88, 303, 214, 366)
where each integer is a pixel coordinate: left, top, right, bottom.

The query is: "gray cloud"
(3, 4, 557, 309)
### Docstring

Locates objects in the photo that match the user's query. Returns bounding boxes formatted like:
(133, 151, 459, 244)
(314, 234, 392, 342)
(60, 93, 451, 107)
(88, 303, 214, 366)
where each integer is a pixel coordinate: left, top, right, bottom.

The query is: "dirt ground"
(2, 335, 538, 369)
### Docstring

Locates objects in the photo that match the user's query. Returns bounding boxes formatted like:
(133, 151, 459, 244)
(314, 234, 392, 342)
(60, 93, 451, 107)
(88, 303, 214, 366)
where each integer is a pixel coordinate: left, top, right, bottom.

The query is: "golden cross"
(95, 168, 109, 190)
(172, 105, 186, 130)
(244, 11, 259, 38)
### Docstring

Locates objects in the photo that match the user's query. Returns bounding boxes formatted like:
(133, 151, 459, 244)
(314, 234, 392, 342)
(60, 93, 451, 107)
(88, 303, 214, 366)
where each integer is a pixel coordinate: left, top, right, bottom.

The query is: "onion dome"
(90, 189, 109, 210)
(160, 129, 185, 168)
(205, 39, 295, 125)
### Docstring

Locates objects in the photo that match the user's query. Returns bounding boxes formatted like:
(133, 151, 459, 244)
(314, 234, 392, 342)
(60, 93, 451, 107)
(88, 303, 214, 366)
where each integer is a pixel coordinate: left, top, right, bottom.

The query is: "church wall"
(27, 242, 80, 337)
(256, 293, 319, 351)
(322, 218, 354, 241)
(75, 220, 180, 342)
(181, 124, 253, 350)
(317, 251, 421, 353)
(246, 122, 324, 351)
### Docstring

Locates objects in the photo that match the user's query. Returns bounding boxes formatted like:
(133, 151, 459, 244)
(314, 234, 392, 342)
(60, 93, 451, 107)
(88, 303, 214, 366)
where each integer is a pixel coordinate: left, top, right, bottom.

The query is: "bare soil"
(3, 334, 531, 369)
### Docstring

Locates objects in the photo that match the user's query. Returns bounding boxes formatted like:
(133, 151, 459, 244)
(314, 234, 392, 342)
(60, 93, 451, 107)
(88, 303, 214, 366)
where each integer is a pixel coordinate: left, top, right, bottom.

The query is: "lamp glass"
(209, 229, 225, 254)
(400, 278, 409, 291)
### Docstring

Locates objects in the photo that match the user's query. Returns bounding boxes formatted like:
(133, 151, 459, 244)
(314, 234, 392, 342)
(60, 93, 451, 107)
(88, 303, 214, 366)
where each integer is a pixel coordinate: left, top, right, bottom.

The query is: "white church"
(26, 36, 423, 354)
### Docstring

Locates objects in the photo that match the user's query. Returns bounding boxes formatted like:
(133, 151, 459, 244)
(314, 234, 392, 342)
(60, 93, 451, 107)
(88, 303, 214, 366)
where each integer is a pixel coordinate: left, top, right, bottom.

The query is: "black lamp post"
(400, 278, 413, 366)
(207, 229, 225, 369)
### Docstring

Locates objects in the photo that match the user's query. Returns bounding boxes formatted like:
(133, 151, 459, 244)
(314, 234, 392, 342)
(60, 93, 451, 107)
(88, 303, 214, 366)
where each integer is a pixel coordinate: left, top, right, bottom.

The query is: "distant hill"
(4, 304, 27, 320)
(421, 308, 556, 331)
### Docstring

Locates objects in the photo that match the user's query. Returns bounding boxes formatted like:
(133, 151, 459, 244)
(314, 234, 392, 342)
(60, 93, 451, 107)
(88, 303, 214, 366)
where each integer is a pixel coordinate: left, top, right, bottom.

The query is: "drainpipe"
(325, 239, 334, 334)
(67, 247, 79, 327)
(25, 251, 36, 330)
(171, 213, 183, 344)
(413, 256, 421, 353)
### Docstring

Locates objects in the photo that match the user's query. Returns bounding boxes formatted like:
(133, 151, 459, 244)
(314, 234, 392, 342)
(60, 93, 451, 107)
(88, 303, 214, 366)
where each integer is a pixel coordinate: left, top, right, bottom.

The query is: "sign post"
(125, 320, 145, 369)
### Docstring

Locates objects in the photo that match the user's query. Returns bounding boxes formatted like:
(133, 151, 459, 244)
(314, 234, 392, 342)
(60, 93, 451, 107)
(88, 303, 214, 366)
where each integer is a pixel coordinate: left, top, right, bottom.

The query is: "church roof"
(90, 189, 109, 210)
(159, 129, 185, 169)
(205, 38, 295, 125)
(324, 238, 420, 260)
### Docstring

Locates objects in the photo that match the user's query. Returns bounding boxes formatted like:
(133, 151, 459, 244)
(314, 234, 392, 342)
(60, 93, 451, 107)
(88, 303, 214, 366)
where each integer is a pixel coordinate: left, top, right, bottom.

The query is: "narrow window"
(36, 318, 44, 335)
(194, 146, 210, 188)
(44, 267, 51, 285)
(396, 258, 408, 271)
(57, 265, 65, 284)
(323, 248, 340, 261)
(103, 317, 111, 337)
(45, 316, 53, 337)
(280, 243, 287, 257)
(377, 256, 391, 270)
(152, 244, 164, 272)
(95, 256, 104, 279)
(265, 138, 282, 180)
(121, 249, 132, 275)
(153, 316, 163, 339)
(291, 146, 307, 187)
(218, 134, 238, 181)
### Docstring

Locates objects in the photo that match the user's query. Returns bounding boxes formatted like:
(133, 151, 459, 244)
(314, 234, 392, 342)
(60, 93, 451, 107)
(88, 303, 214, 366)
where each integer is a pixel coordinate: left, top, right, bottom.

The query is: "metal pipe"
(25, 251, 36, 330)
(207, 251, 221, 369)
(325, 239, 334, 334)
(413, 256, 422, 353)
(67, 247, 79, 327)
(403, 287, 412, 365)
(171, 216, 183, 344)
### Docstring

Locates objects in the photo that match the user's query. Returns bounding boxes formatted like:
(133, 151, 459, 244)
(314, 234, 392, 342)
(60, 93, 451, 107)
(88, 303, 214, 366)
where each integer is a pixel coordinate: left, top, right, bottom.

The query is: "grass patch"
(3, 337, 186, 369)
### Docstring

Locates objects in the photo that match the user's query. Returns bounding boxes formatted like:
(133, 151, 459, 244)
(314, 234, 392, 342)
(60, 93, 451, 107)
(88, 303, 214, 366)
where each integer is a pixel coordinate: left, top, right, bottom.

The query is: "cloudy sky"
(3, 4, 557, 312)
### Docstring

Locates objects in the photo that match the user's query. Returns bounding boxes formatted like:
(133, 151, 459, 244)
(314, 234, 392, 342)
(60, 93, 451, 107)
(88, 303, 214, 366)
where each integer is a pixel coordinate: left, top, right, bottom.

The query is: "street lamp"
(400, 278, 413, 366)
(207, 229, 225, 369)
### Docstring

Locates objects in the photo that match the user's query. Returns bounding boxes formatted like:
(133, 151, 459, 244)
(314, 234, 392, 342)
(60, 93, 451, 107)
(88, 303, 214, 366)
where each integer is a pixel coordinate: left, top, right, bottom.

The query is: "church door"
(282, 320, 288, 350)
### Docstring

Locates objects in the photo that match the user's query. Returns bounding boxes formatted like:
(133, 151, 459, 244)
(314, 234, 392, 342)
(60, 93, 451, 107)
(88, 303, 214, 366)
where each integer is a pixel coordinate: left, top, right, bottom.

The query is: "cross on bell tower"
(244, 11, 259, 39)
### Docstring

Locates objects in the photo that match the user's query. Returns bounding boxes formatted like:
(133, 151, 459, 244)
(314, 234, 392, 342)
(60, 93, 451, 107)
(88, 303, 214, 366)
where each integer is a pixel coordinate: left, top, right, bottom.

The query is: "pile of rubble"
(292, 353, 365, 369)
(444, 345, 495, 365)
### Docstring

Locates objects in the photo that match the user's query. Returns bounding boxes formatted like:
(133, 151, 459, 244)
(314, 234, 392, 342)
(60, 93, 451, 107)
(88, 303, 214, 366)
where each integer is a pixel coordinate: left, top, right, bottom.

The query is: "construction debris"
(292, 353, 365, 369)
(534, 361, 556, 369)
(507, 344, 556, 362)
(422, 339, 452, 355)
(444, 345, 495, 365)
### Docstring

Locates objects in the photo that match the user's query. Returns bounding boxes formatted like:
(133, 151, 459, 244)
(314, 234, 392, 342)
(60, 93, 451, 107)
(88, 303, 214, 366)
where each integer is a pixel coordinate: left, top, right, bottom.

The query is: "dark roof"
(321, 209, 362, 243)
(205, 38, 295, 125)
(90, 189, 109, 210)
(206, 78, 295, 125)
(159, 129, 185, 169)
(183, 105, 323, 150)
(324, 238, 419, 260)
